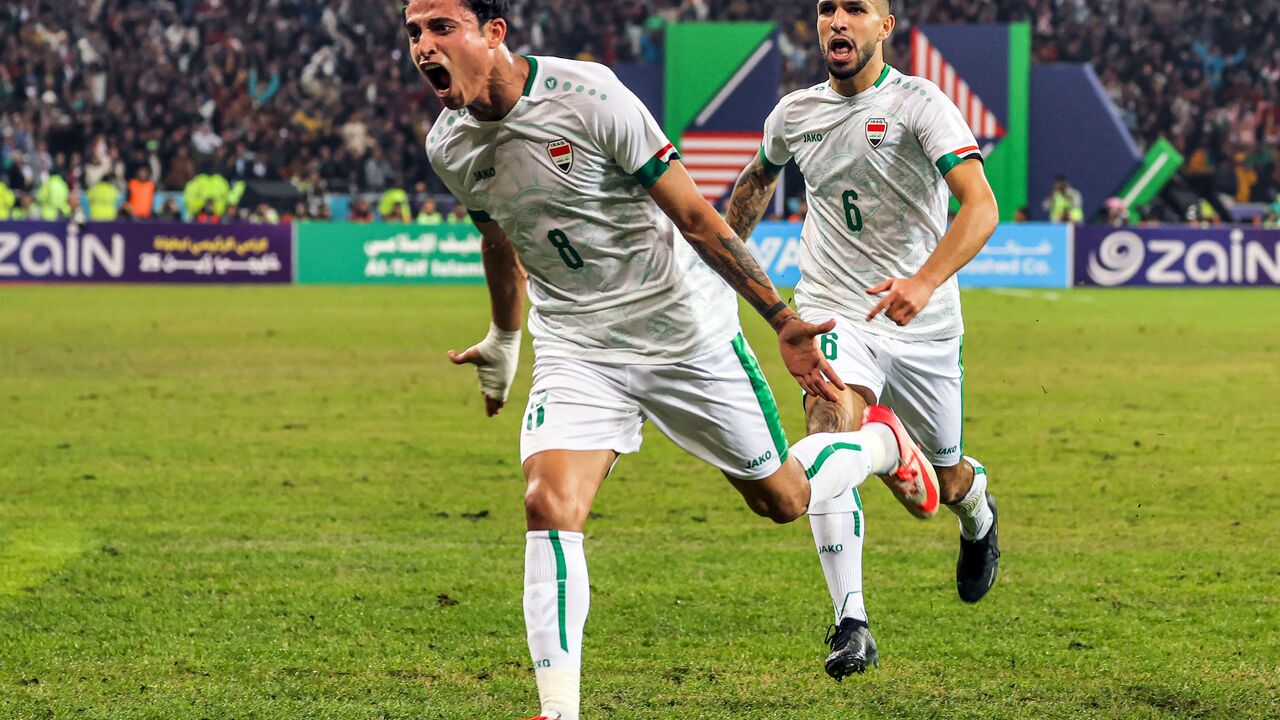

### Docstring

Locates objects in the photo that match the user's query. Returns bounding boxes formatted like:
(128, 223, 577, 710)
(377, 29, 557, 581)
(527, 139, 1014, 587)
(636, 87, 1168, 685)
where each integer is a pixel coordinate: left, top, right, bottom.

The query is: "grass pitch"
(1, 285, 1278, 719)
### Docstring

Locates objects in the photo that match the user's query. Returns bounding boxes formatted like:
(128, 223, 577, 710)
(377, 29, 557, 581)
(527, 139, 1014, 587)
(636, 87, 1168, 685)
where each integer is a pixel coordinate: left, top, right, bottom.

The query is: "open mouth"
(828, 36, 855, 63)
(420, 62, 454, 97)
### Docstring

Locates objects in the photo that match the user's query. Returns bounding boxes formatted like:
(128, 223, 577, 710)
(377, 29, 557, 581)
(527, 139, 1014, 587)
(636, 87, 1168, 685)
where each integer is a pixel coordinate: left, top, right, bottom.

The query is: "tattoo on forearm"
(807, 401, 856, 434)
(687, 228, 784, 322)
(763, 301, 787, 321)
(725, 159, 779, 240)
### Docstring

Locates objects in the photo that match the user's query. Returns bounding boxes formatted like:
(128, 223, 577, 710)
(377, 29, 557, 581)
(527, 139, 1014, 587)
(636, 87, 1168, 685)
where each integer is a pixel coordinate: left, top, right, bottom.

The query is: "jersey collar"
(827, 64, 895, 101)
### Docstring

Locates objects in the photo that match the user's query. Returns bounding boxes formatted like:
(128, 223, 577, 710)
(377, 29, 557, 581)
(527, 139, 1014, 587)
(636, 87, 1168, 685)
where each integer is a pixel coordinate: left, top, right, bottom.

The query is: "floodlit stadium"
(2, 1, 1278, 718)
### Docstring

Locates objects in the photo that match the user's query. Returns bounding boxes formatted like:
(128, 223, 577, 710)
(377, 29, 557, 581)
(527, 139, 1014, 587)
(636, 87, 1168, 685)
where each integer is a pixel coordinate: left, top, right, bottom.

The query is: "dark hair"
(402, 0, 508, 25)
(462, 0, 508, 25)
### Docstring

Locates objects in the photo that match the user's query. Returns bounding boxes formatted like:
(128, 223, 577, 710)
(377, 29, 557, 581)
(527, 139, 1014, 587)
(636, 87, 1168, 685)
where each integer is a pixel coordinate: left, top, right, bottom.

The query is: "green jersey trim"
(468, 208, 492, 223)
(873, 64, 892, 88)
(935, 149, 984, 178)
(522, 56, 539, 97)
(759, 146, 786, 177)
(632, 146, 681, 189)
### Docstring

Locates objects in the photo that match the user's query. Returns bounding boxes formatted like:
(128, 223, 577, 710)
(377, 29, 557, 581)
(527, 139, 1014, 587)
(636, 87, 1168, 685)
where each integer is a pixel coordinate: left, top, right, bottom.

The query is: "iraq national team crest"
(865, 118, 888, 148)
(546, 138, 574, 173)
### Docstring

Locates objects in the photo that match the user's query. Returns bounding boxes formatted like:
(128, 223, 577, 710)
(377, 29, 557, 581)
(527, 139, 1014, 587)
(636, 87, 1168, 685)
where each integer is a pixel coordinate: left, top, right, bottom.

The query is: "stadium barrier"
(1074, 226, 1280, 287)
(4, 221, 1277, 288)
(295, 222, 483, 285)
(0, 221, 292, 283)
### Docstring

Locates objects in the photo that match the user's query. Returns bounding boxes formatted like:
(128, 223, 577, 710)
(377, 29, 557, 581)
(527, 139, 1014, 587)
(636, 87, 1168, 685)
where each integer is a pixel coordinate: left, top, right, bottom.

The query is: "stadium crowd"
(1, 0, 1278, 223)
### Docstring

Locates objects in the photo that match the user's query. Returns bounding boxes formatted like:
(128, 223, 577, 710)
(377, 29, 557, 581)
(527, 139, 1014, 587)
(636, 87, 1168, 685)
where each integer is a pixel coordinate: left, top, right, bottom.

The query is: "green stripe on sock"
(853, 488, 863, 512)
(804, 442, 862, 480)
(731, 333, 789, 463)
(548, 530, 568, 653)
(853, 511, 862, 538)
(958, 336, 966, 455)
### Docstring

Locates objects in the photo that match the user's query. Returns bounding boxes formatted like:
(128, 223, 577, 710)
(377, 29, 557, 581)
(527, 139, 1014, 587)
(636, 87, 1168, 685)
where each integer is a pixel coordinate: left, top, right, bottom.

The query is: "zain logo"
(1087, 231, 1145, 286)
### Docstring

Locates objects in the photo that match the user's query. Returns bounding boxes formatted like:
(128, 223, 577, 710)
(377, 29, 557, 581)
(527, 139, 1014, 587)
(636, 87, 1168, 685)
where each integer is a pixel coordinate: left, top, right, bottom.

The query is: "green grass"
(1, 286, 1278, 719)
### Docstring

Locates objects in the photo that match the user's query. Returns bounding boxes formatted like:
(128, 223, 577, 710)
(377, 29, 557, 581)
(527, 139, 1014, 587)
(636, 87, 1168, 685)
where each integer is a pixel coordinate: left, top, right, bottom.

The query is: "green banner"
(984, 21, 1030, 222)
(296, 222, 484, 285)
(664, 22, 775, 147)
(1119, 137, 1184, 221)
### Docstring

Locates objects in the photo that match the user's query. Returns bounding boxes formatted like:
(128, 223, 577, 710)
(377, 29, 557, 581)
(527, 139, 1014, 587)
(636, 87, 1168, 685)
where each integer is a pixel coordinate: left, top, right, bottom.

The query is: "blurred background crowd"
(1, 0, 1277, 224)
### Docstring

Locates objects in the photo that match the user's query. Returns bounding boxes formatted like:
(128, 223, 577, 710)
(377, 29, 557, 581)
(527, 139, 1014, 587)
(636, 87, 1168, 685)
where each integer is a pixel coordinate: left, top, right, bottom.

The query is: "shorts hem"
(519, 440, 640, 466)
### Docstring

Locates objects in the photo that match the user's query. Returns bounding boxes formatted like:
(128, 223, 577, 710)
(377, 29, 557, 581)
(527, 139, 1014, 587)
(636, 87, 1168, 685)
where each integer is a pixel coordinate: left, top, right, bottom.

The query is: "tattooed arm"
(646, 160, 843, 401)
(724, 152, 783, 242)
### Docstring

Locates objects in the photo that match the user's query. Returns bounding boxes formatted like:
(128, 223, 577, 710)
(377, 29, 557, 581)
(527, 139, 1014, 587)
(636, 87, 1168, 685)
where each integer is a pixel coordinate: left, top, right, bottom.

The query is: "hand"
(448, 346, 505, 417)
(776, 316, 845, 402)
(448, 323, 521, 418)
(865, 275, 937, 326)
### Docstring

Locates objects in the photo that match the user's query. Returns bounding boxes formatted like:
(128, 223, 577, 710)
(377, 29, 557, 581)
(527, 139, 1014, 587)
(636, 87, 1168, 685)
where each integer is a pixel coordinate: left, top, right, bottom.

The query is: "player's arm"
(646, 161, 843, 401)
(447, 217, 528, 417)
(724, 152, 783, 241)
(866, 159, 998, 325)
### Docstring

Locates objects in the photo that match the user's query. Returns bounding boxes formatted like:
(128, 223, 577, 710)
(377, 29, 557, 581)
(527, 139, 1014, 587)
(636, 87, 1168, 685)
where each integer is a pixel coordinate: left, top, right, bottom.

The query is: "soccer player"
(724, 0, 1002, 680)
(404, 1, 941, 717)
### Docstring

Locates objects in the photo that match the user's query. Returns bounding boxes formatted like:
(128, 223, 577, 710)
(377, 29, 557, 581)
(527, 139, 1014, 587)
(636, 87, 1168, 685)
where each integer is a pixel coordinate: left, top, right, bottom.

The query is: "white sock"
(791, 426, 898, 513)
(525, 531, 588, 720)
(947, 456, 993, 541)
(810, 497, 867, 623)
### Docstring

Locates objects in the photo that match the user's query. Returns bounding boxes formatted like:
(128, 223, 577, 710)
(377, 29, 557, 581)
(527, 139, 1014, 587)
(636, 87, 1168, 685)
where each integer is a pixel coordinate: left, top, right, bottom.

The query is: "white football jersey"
(761, 65, 981, 340)
(427, 56, 738, 363)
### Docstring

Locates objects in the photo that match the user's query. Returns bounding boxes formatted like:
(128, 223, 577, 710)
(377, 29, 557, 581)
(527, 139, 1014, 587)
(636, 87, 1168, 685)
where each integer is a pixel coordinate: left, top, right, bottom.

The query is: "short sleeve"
(760, 99, 792, 174)
(589, 75, 680, 188)
(911, 82, 983, 178)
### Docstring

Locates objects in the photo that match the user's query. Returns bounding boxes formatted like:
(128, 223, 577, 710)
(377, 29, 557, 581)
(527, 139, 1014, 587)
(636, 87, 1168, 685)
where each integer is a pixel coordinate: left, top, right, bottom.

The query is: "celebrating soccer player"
(724, 0, 1002, 680)
(405, 0, 944, 716)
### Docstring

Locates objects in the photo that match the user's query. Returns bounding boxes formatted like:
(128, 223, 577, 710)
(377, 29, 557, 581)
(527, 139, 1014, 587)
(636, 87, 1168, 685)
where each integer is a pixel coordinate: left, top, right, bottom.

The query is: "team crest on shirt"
(865, 118, 888, 148)
(546, 138, 574, 173)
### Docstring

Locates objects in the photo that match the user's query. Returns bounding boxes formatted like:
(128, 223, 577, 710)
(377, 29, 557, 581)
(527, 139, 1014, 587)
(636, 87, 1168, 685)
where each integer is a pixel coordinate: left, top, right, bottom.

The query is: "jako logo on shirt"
(865, 118, 888, 148)
(803, 133, 824, 143)
(745, 450, 773, 470)
(473, 167, 495, 182)
(547, 139, 574, 173)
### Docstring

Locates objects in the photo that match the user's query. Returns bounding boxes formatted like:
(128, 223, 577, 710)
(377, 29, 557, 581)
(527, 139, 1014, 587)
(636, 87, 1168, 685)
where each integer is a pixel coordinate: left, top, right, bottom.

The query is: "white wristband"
(473, 322, 521, 403)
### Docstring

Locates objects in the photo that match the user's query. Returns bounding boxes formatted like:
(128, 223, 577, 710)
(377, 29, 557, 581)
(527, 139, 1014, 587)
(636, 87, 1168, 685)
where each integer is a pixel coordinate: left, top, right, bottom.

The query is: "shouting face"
(816, 0, 893, 81)
(404, 0, 507, 110)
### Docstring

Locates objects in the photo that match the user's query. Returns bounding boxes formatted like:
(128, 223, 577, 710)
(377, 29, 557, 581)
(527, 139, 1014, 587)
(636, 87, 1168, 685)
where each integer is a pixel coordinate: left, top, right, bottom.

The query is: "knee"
(746, 493, 806, 525)
(524, 477, 587, 530)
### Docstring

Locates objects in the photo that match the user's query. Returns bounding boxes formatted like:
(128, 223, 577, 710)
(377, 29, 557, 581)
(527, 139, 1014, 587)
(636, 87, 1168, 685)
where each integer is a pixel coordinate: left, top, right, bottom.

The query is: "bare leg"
(935, 460, 974, 505)
(520, 449, 615, 720)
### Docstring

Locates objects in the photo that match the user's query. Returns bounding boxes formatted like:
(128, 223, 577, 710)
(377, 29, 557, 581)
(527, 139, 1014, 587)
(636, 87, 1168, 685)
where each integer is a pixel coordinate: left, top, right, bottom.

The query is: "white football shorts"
(519, 332, 790, 480)
(805, 311, 965, 468)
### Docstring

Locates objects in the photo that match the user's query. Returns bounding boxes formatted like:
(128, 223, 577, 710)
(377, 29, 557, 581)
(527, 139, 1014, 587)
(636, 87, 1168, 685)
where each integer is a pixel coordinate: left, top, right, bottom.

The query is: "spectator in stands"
(87, 175, 120, 221)
(0, 181, 13, 219)
(1013, 206, 1031, 222)
(195, 200, 221, 224)
(11, 193, 37, 220)
(1045, 175, 1085, 223)
(35, 171, 71, 220)
(415, 197, 444, 225)
(157, 198, 182, 222)
(447, 203, 469, 224)
(349, 199, 374, 223)
(127, 168, 156, 219)
(379, 186, 412, 223)
(1104, 197, 1130, 226)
